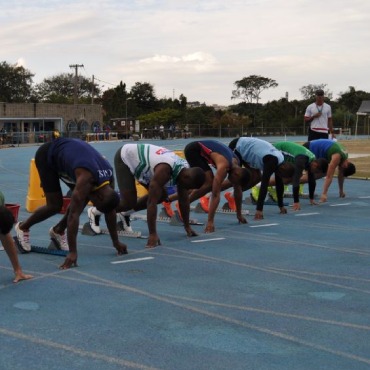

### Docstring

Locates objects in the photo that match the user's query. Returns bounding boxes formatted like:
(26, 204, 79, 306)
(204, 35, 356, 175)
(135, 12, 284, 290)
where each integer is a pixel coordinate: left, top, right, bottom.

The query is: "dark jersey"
(47, 138, 114, 188)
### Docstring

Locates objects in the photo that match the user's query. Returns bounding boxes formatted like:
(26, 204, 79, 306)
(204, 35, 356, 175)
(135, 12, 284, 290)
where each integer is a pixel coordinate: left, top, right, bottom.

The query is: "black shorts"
(184, 142, 212, 173)
(35, 142, 63, 193)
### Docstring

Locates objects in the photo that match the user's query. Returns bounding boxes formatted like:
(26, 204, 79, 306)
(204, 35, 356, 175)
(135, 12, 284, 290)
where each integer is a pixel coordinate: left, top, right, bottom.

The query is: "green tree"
(299, 84, 332, 100)
(34, 73, 100, 103)
(231, 75, 278, 104)
(130, 82, 158, 115)
(337, 86, 370, 114)
(137, 108, 183, 129)
(231, 75, 278, 126)
(101, 81, 129, 122)
(0, 61, 34, 102)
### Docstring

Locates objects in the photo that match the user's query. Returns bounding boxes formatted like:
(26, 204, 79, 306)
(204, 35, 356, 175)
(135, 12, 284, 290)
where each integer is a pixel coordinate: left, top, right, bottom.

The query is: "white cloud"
(1, 0, 370, 104)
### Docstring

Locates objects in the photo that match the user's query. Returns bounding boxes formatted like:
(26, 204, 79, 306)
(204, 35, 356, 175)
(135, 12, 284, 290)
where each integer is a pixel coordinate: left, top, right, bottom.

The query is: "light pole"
(125, 97, 132, 139)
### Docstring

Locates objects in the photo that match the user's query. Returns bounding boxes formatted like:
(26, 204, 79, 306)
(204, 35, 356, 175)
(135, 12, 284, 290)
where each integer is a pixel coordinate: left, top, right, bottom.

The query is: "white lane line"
(330, 203, 351, 207)
(249, 223, 279, 228)
(359, 196, 370, 199)
(111, 257, 154, 264)
(191, 238, 225, 243)
(295, 212, 320, 217)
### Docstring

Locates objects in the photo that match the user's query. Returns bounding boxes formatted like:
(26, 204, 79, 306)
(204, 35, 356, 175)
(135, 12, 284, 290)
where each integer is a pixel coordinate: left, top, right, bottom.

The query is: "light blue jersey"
(235, 137, 284, 170)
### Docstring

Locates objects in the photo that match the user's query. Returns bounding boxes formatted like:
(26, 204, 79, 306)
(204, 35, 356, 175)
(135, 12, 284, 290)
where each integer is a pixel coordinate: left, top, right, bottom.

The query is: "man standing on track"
(304, 89, 335, 141)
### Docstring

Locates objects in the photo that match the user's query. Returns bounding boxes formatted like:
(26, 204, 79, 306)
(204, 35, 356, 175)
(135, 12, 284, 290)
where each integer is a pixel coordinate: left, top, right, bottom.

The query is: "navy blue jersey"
(197, 140, 239, 168)
(47, 138, 114, 188)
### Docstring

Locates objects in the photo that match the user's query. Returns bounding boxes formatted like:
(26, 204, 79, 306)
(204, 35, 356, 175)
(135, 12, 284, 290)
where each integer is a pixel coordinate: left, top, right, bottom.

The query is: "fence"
(0, 125, 368, 147)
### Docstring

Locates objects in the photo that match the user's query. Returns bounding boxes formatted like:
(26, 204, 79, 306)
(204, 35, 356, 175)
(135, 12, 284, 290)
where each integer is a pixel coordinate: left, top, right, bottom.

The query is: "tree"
(101, 81, 129, 122)
(34, 73, 100, 103)
(130, 82, 158, 115)
(337, 86, 370, 114)
(231, 75, 278, 104)
(231, 75, 278, 126)
(137, 108, 182, 129)
(0, 61, 34, 102)
(299, 84, 332, 100)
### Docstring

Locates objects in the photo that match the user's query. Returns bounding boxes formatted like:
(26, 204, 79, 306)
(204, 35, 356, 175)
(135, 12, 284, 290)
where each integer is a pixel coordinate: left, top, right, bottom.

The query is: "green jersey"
(273, 141, 316, 164)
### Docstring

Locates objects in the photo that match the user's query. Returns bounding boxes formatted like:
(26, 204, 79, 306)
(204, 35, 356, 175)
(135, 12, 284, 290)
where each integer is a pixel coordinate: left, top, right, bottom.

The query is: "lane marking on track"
(249, 223, 279, 228)
(295, 212, 320, 217)
(330, 203, 351, 207)
(111, 257, 154, 264)
(191, 238, 225, 243)
(359, 196, 370, 199)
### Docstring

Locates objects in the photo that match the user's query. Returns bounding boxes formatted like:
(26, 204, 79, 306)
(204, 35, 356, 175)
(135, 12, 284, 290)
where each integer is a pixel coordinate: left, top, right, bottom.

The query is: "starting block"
(14, 237, 68, 256)
(192, 202, 249, 215)
(169, 211, 204, 226)
(132, 209, 204, 226)
(246, 195, 289, 206)
(284, 192, 311, 199)
(79, 222, 145, 238)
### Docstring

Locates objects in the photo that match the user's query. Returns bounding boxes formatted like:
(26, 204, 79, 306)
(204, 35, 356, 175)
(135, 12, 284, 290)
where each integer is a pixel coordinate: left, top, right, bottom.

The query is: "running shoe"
(118, 213, 133, 232)
(49, 227, 69, 251)
(267, 186, 278, 202)
(199, 196, 210, 213)
(87, 207, 101, 234)
(14, 222, 31, 252)
(224, 192, 236, 211)
(162, 201, 174, 218)
(250, 186, 260, 204)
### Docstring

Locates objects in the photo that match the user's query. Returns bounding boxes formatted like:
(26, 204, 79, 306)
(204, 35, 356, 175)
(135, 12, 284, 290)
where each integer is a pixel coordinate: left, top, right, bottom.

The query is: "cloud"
(139, 52, 217, 72)
(1, 0, 370, 104)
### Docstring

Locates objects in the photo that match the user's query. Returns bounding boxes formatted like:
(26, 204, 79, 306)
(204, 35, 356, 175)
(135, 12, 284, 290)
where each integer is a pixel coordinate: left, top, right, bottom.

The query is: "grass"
(337, 138, 370, 179)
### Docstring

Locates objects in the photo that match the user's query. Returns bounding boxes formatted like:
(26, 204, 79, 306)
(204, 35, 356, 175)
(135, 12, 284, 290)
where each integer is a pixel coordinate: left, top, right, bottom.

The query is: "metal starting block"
(14, 237, 68, 256)
(169, 211, 204, 226)
(283, 192, 311, 199)
(132, 209, 204, 226)
(245, 195, 289, 206)
(192, 202, 249, 215)
(79, 222, 145, 238)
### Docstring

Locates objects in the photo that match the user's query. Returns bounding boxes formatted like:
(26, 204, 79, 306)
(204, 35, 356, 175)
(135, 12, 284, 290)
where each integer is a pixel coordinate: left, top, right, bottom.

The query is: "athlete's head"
(177, 167, 205, 189)
(90, 185, 120, 213)
(228, 167, 251, 186)
(277, 162, 295, 179)
(341, 160, 356, 177)
(310, 158, 328, 178)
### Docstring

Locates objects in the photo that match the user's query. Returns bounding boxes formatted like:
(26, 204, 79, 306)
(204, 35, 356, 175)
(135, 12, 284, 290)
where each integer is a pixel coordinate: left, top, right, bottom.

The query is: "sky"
(1, 0, 370, 106)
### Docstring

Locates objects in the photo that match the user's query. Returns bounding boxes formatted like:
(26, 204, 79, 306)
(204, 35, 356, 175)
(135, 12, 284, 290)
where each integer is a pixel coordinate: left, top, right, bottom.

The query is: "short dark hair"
(343, 162, 356, 177)
(315, 89, 324, 96)
(0, 206, 15, 234)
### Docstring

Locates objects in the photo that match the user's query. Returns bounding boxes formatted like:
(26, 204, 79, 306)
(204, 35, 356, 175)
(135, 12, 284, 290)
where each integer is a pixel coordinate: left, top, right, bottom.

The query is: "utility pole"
(91, 75, 94, 105)
(69, 64, 84, 104)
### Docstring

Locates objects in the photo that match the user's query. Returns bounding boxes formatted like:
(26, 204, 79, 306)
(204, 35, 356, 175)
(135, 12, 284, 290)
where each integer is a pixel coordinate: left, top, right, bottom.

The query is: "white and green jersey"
(120, 143, 188, 186)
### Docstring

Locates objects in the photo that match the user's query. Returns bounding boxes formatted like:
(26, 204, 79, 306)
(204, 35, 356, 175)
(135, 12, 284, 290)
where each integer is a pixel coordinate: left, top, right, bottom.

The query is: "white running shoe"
(49, 227, 69, 251)
(118, 213, 133, 232)
(15, 222, 31, 252)
(87, 207, 101, 234)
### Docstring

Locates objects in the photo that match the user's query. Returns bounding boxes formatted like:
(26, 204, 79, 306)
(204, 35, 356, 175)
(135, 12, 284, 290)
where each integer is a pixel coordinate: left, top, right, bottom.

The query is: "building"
(0, 102, 103, 144)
